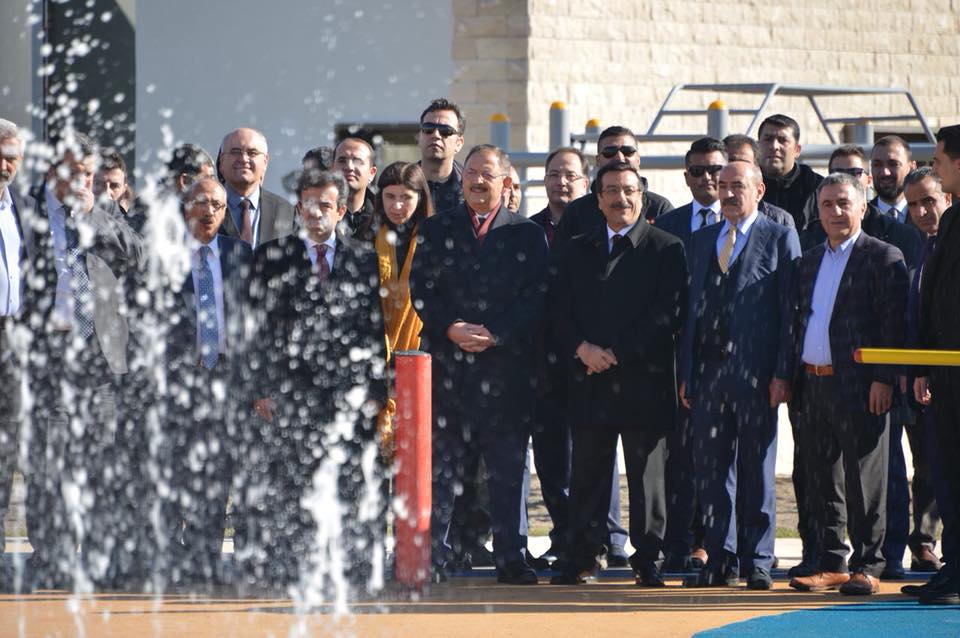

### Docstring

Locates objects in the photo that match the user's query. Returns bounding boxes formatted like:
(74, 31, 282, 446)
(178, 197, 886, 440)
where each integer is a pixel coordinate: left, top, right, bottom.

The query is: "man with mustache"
(159, 177, 251, 584)
(334, 137, 378, 240)
(871, 136, 917, 225)
(411, 144, 549, 585)
(680, 160, 801, 590)
(758, 114, 823, 231)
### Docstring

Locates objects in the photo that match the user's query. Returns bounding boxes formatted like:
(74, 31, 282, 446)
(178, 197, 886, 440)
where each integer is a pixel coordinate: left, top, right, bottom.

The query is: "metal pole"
(851, 121, 874, 146)
(549, 101, 570, 150)
(707, 100, 729, 140)
(490, 112, 510, 151)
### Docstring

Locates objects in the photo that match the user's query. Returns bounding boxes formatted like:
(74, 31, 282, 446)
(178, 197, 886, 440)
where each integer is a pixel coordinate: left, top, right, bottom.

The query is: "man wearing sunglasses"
(757, 114, 823, 231)
(417, 99, 466, 216)
(554, 126, 673, 248)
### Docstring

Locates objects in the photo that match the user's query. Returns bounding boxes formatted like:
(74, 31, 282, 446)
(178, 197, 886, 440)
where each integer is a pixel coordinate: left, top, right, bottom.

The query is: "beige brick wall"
(452, 0, 960, 204)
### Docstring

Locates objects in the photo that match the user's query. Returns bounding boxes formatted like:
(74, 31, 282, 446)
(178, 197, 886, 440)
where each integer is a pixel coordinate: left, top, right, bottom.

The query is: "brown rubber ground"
(0, 576, 922, 637)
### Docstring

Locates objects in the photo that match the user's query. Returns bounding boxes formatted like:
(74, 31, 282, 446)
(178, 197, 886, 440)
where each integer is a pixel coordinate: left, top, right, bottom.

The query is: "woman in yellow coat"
(374, 162, 435, 458)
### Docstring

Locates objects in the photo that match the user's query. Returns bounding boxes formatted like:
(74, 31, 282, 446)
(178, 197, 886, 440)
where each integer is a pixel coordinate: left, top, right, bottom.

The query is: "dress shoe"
(526, 547, 557, 571)
(787, 561, 817, 578)
(606, 544, 630, 568)
(789, 571, 850, 592)
(839, 572, 880, 595)
(902, 568, 952, 597)
(911, 547, 943, 573)
(689, 548, 708, 569)
(881, 562, 906, 580)
(550, 565, 599, 585)
(747, 567, 773, 591)
(496, 560, 538, 585)
(919, 577, 960, 605)
(634, 565, 665, 587)
(468, 545, 495, 568)
(683, 567, 739, 588)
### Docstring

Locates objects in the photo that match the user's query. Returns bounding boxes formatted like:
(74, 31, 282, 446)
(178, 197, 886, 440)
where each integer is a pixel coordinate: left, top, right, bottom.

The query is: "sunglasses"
(687, 164, 724, 178)
(599, 145, 638, 159)
(420, 122, 460, 138)
(831, 167, 868, 178)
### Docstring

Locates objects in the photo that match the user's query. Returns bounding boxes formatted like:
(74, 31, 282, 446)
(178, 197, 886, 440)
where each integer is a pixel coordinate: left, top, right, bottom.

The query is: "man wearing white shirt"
(161, 177, 251, 584)
(871, 136, 917, 225)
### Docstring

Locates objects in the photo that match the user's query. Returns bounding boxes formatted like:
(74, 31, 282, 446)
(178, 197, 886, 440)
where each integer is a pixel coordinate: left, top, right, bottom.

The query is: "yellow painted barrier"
(854, 348, 960, 366)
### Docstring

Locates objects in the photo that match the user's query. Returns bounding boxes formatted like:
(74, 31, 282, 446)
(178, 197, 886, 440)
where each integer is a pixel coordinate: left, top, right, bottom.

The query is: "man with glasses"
(411, 144, 549, 585)
(216, 127, 295, 248)
(417, 99, 466, 215)
(555, 125, 673, 247)
(334, 137, 378, 240)
(680, 160, 800, 590)
(757, 114, 823, 231)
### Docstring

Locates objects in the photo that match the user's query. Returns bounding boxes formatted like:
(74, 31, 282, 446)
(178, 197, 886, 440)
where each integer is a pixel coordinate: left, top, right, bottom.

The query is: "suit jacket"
(656, 202, 795, 251)
(165, 235, 252, 373)
(219, 187, 297, 246)
(248, 231, 386, 432)
(869, 196, 916, 229)
(554, 183, 674, 247)
(22, 185, 144, 376)
(1, 186, 36, 391)
(792, 233, 908, 410)
(410, 204, 549, 428)
(551, 219, 687, 431)
(918, 203, 960, 355)
(680, 214, 801, 396)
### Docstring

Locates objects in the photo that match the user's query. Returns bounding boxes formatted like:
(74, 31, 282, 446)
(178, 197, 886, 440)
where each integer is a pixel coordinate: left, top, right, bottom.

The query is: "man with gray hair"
(789, 172, 909, 596)
(216, 127, 295, 247)
(244, 168, 386, 590)
(0, 119, 32, 580)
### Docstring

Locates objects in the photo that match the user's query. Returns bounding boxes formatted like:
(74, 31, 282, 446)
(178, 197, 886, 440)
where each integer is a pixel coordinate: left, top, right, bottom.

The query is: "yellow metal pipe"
(854, 348, 960, 366)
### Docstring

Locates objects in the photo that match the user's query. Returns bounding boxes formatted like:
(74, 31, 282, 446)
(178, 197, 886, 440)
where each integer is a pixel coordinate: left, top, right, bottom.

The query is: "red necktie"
(240, 198, 254, 244)
(315, 243, 330, 284)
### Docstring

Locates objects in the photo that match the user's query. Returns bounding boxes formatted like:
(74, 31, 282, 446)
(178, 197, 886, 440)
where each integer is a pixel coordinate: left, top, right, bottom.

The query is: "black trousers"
(801, 375, 888, 576)
(883, 416, 940, 565)
(0, 322, 21, 560)
(567, 425, 666, 571)
(930, 369, 960, 571)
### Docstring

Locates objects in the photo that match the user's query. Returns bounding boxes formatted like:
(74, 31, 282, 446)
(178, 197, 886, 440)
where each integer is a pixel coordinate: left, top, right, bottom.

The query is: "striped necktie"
(718, 224, 737, 274)
(197, 245, 220, 369)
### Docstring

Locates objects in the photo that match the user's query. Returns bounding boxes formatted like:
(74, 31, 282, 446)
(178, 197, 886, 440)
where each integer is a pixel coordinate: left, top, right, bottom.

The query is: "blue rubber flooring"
(694, 601, 960, 637)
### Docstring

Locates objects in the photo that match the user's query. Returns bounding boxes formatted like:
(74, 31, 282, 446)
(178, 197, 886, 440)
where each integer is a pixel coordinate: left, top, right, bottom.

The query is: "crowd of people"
(1, 98, 959, 606)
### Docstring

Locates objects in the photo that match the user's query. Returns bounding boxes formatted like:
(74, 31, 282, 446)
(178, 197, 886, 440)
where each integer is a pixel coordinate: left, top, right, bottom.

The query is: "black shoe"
(526, 548, 556, 571)
(787, 561, 817, 578)
(662, 552, 690, 572)
(747, 567, 772, 590)
(635, 565, 665, 587)
(881, 562, 906, 580)
(497, 560, 538, 585)
(467, 545, 495, 568)
(606, 545, 630, 568)
(550, 564, 598, 585)
(902, 569, 952, 597)
(683, 567, 739, 588)
(919, 583, 960, 605)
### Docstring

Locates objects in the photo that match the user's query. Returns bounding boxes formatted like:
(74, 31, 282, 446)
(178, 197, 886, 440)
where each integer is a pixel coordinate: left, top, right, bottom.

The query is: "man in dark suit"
(913, 124, 960, 605)
(21, 132, 144, 589)
(0, 120, 32, 581)
(549, 161, 687, 586)
(870, 136, 917, 225)
(411, 144, 549, 585)
(159, 178, 251, 584)
(554, 126, 673, 246)
(216, 127, 296, 248)
(680, 160, 801, 590)
(245, 169, 386, 590)
(788, 172, 908, 596)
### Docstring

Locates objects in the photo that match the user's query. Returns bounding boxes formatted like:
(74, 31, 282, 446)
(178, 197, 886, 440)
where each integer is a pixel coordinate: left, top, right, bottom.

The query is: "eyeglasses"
(601, 186, 641, 197)
(191, 199, 226, 212)
(599, 145, 638, 159)
(464, 169, 504, 182)
(420, 122, 460, 138)
(545, 171, 584, 182)
(227, 148, 265, 160)
(831, 167, 868, 178)
(686, 164, 724, 178)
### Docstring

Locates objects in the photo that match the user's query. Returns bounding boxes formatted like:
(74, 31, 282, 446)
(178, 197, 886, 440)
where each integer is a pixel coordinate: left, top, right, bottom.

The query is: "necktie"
(64, 216, 95, 339)
(718, 224, 737, 274)
(240, 198, 254, 244)
(610, 233, 627, 259)
(197, 245, 220, 369)
(698, 208, 711, 229)
(315, 243, 330, 285)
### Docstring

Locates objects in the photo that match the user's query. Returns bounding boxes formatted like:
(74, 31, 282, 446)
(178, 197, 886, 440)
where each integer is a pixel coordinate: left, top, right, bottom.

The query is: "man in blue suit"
(680, 160, 801, 589)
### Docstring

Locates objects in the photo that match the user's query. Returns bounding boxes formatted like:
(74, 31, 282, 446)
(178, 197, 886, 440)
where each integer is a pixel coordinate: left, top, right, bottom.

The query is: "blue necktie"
(64, 218, 95, 340)
(197, 246, 219, 369)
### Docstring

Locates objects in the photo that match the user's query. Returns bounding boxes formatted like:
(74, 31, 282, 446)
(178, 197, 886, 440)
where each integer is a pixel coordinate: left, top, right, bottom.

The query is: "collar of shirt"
(187, 234, 221, 261)
(719, 209, 759, 238)
(824, 228, 862, 256)
(303, 234, 337, 267)
(876, 197, 906, 221)
(0, 187, 11, 212)
(226, 185, 261, 212)
(690, 199, 721, 229)
(607, 222, 637, 247)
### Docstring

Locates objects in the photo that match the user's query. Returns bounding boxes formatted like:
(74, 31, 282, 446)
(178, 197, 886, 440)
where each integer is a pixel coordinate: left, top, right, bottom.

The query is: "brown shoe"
(911, 547, 943, 573)
(789, 571, 850, 592)
(839, 572, 880, 595)
(690, 548, 708, 569)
